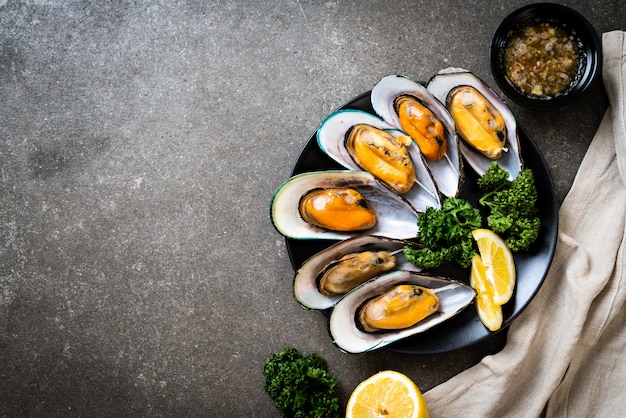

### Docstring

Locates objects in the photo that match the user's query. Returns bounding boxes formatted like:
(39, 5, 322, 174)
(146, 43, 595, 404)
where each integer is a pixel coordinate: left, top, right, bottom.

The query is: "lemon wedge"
(472, 228, 516, 305)
(470, 229, 516, 331)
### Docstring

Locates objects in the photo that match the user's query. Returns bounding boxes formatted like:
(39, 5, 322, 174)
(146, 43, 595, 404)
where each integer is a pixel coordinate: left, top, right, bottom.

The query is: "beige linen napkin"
(424, 31, 626, 418)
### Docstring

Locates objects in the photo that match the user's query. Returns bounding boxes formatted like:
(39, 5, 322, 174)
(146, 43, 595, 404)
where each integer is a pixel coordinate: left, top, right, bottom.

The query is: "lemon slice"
(346, 370, 429, 418)
(470, 254, 504, 331)
(472, 228, 516, 305)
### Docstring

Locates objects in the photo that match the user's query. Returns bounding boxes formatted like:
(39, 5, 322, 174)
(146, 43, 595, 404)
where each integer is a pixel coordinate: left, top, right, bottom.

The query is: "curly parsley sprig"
(263, 347, 339, 418)
(403, 197, 482, 269)
(478, 161, 541, 252)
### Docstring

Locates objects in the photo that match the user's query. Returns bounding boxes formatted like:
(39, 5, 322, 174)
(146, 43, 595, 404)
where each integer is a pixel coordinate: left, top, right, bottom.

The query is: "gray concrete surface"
(1, 0, 623, 416)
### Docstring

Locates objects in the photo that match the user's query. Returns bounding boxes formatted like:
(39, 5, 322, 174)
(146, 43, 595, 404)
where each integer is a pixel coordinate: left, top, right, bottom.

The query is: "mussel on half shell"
(427, 68, 523, 178)
(293, 235, 422, 310)
(370, 75, 463, 198)
(271, 170, 420, 241)
(329, 270, 476, 353)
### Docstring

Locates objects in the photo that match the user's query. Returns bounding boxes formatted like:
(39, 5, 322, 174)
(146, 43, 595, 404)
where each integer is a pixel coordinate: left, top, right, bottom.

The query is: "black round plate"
(285, 91, 558, 354)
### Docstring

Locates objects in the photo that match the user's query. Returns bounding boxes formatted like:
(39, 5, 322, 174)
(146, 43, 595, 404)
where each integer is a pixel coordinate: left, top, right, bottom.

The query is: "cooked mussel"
(427, 68, 522, 178)
(357, 284, 439, 333)
(271, 170, 419, 241)
(329, 270, 476, 353)
(395, 95, 447, 161)
(299, 188, 376, 232)
(318, 250, 397, 297)
(293, 235, 422, 310)
(447, 85, 507, 159)
(345, 124, 416, 194)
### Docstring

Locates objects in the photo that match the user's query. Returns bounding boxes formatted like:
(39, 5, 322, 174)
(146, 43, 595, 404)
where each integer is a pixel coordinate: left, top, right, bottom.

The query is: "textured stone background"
(1, 0, 623, 416)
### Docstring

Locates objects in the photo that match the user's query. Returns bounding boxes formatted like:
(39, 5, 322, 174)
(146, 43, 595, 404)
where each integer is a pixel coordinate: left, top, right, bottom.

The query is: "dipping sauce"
(504, 22, 579, 97)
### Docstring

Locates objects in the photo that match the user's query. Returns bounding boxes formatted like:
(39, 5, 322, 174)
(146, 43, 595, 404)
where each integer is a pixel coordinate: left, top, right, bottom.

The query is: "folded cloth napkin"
(424, 31, 626, 418)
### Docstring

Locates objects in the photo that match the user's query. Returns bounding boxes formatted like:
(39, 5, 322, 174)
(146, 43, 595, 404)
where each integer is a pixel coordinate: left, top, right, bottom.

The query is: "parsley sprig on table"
(263, 347, 339, 418)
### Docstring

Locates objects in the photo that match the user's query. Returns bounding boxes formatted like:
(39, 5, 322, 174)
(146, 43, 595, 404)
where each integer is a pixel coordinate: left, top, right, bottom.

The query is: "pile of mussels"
(270, 68, 523, 353)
